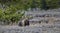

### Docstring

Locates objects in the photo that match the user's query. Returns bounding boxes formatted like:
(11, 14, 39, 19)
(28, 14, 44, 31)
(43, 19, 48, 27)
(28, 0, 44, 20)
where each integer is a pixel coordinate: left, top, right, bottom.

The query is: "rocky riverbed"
(0, 8, 60, 33)
(0, 24, 60, 33)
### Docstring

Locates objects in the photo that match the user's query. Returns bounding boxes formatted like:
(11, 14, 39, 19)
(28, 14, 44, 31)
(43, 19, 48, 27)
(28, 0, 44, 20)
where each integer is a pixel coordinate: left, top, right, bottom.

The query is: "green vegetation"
(0, 0, 60, 10)
(0, 8, 24, 25)
(0, 0, 60, 25)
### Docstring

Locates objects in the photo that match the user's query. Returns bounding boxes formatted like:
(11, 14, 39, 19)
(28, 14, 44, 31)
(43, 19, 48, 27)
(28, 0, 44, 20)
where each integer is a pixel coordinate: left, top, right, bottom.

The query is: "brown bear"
(18, 19, 29, 26)
(24, 19, 29, 26)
